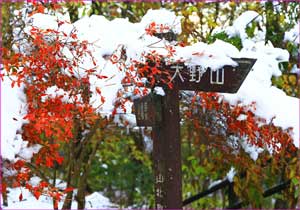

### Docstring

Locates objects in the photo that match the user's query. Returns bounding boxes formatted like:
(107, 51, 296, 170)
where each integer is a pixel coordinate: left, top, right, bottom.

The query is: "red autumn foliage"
(1, 6, 106, 206)
(19, 193, 23, 201)
(187, 92, 297, 156)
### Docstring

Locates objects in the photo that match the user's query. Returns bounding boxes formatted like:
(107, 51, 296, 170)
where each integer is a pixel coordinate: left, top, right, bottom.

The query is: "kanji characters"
(210, 68, 224, 85)
(170, 64, 184, 82)
(189, 66, 205, 83)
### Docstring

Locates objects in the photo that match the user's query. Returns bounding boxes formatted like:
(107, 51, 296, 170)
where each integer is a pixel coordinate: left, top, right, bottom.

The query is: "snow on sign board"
(162, 58, 256, 93)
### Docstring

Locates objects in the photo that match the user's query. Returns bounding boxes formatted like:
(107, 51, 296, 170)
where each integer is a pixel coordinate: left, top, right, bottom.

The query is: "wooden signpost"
(164, 58, 256, 93)
(134, 58, 256, 209)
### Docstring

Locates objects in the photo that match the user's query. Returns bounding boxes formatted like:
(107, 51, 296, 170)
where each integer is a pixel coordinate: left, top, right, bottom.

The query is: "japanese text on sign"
(189, 66, 205, 83)
(170, 64, 224, 85)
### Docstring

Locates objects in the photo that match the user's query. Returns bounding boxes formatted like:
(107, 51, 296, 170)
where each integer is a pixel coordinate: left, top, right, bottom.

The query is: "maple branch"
(25, 161, 49, 183)
(146, 39, 163, 48)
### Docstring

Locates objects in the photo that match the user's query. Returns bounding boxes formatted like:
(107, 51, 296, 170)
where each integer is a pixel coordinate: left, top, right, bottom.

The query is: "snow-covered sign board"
(135, 58, 256, 127)
(165, 58, 256, 93)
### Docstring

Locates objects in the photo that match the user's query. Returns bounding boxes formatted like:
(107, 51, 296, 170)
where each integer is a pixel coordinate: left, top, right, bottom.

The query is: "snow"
(223, 41, 299, 148)
(142, 132, 153, 154)
(225, 11, 263, 43)
(85, 192, 114, 209)
(1, 76, 41, 169)
(241, 137, 264, 161)
(42, 86, 70, 103)
(41, 85, 84, 105)
(88, 64, 124, 113)
(29, 176, 42, 186)
(140, 9, 182, 35)
(226, 167, 236, 182)
(1, 179, 114, 209)
(27, 13, 59, 31)
(18, 143, 42, 161)
(154, 87, 165, 96)
(174, 40, 238, 69)
(1, 187, 115, 209)
(208, 167, 236, 188)
(1, 77, 27, 161)
(101, 163, 108, 169)
(55, 180, 67, 191)
(227, 135, 264, 161)
(220, 11, 299, 149)
(78, 3, 92, 19)
(291, 64, 300, 75)
(237, 114, 247, 121)
(284, 22, 299, 44)
(208, 179, 223, 188)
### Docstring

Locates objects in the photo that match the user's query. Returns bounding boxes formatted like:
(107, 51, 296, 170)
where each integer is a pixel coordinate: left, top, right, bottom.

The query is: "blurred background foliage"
(2, 1, 299, 208)
(87, 129, 154, 207)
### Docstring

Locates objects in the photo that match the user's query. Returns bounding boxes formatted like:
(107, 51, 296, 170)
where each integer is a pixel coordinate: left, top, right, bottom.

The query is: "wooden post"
(162, 87, 182, 209)
(153, 126, 166, 208)
(153, 86, 182, 209)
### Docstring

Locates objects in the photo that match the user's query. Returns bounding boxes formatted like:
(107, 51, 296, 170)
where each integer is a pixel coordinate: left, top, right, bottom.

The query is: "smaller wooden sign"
(133, 93, 163, 127)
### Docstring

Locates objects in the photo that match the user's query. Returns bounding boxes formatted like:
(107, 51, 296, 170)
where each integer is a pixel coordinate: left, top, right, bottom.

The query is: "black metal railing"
(182, 179, 230, 206)
(182, 179, 291, 208)
(228, 179, 291, 209)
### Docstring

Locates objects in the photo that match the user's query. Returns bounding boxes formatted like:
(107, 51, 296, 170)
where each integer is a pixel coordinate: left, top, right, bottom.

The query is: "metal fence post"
(228, 182, 239, 208)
